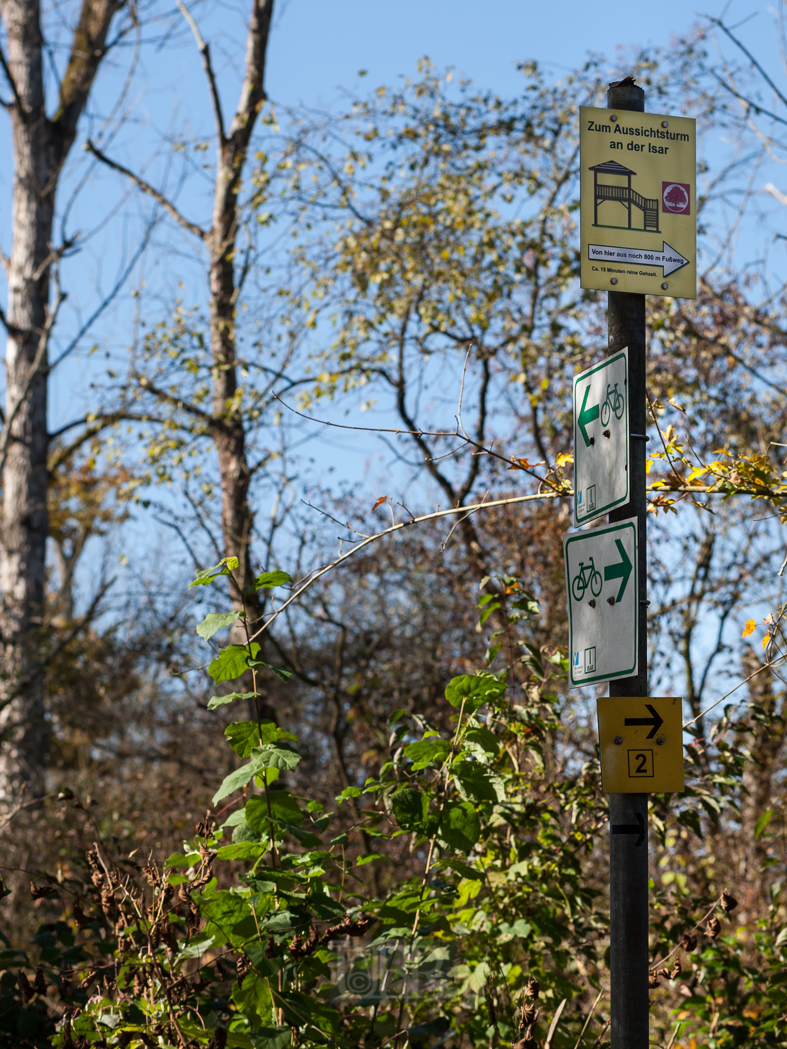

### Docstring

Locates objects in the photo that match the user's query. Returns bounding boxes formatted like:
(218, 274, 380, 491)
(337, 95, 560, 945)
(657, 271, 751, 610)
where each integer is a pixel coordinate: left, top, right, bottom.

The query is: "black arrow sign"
(611, 811, 646, 847)
(624, 703, 664, 740)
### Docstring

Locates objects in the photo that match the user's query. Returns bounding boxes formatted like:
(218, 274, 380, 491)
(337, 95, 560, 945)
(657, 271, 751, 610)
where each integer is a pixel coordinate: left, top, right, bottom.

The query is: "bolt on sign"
(596, 696, 685, 793)
(574, 348, 628, 526)
(580, 106, 696, 298)
(563, 517, 638, 689)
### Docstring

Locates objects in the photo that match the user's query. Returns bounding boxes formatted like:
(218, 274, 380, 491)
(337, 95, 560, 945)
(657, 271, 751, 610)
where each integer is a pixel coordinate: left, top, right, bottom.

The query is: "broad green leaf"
(216, 841, 268, 862)
(255, 570, 292, 590)
(254, 742, 301, 771)
(213, 743, 301, 804)
(246, 792, 305, 830)
(226, 720, 269, 758)
(440, 858, 483, 882)
(453, 761, 505, 804)
(208, 691, 257, 711)
(464, 726, 500, 759)
(254, 1025, 295, 1048)
(445, 672, 507, 713)
(405, 738, 451, 766)
(439, 800, 481, 852)
(232, 971, 274, 1026)
(213, 759, 263, 805)
(336, 786, 362, 802)
(190, 557, 239, 588)
(391, 788, 429, 833)
(232, 820, 262, 844)
(209, 643, 260, 684)
(755, 809, 775, 839)
(197, 611, 241, 640)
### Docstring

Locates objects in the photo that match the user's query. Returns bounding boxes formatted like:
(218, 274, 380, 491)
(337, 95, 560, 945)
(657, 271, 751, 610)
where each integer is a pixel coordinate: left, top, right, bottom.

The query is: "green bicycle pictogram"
(571, 557, 603, 602)
(600, 381, 625, 426)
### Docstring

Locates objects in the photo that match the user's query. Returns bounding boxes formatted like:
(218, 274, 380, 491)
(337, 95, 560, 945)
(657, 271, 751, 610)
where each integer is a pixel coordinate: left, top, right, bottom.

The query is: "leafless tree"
(0, 0, 136, 808)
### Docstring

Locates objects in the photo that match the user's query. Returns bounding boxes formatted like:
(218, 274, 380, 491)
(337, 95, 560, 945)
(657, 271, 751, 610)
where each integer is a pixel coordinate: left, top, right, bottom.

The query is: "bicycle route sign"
(580, 106, 696, 299)
(596, 696, 684, 793)
(574, 348, 628, 526)
(563, 517, 638, 689)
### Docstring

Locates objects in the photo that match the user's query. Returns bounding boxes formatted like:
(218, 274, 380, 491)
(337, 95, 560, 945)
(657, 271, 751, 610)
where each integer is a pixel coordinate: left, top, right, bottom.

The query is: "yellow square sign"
(597, 696, 684, 793)
(580, 106, 696, 298)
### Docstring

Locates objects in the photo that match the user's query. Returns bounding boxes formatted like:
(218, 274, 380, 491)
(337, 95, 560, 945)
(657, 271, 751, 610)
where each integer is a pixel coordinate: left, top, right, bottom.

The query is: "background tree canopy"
(1, 3, 787, 1048)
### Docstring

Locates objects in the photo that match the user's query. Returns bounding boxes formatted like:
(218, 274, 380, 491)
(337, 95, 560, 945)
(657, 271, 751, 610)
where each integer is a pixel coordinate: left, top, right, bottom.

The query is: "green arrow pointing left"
(577, 384, 599, 447)
(604, 538, 632, 602)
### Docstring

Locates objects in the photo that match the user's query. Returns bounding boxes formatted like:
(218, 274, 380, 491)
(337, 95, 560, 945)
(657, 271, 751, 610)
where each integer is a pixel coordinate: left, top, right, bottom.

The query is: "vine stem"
(393, 697, 467, 1045)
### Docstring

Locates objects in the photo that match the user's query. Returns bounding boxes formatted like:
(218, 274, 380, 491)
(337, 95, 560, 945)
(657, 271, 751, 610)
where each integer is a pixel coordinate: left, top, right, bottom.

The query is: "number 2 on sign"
(628, 750, 654, 777)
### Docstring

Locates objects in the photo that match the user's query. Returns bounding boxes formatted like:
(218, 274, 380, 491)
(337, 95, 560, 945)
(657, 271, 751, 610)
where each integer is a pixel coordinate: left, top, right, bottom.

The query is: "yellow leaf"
(555, 452, 573, 468)
(763, 634, 771, 651)
(742, 619, 756, 639)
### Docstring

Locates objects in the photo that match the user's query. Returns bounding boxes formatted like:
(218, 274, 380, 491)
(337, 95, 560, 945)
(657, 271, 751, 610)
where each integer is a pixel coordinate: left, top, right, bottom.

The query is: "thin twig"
(85, 139, 208, 240)
(573, 990, 604, 1049)
(176, 1, 226, 145)
(247, 491, 556, 644)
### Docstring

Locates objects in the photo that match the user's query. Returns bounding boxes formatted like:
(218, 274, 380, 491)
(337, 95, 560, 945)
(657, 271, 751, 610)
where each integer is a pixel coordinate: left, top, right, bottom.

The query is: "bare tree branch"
(176, 1, 226, 145)
(85, 139, 208, 241)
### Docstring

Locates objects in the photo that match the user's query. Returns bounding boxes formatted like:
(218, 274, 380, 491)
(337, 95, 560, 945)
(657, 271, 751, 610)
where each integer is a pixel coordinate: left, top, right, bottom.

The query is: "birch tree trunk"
(0, 0, 124, 808)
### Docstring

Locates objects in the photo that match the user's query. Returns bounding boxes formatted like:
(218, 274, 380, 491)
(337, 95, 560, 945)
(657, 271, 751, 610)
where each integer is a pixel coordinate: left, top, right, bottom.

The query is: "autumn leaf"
(763, 634, 771, 651)
(507, 456, 545, 471)
(742, 619, 756, 639)
(372, 496, 388, 511)
(555, 452, 573, 468)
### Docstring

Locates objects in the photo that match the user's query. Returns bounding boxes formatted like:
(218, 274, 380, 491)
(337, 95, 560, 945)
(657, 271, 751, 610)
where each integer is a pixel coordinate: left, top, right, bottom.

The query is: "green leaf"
(453, 761, 505, 804)
(209, 643, 260, 684)
(404, 738, 451, 766)
(209, 691, 257, 711)
(439, 800, 481, 852)
(464, 727, 500, 760)
(253, 1025, 293, 1048)
(197, 611, 241, 640)
(226, 720, 296, 758)
(336, 786, 362, 802)
(248, 657, 293, 682)
(255, 743, 301, 771)
(232, 820, 262, 844)
(255, 570, 292, 591)
(246, 792, 305, 831)
(755, 809, 776, 839)
(213, 756, 267, 805)
(445, 672, 507, 713)
(440, 858, 483, 882)
(216, 841, 268, 862)
(190, 557, 239, 588)
(391, 788, 429, 833)
(212, 742, 298, 804)
(226, 720, 260, 758)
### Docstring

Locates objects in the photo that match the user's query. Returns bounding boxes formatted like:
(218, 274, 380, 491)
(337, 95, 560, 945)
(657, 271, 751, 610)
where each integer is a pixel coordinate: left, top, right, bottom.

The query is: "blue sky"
(267, 0, 759, 104)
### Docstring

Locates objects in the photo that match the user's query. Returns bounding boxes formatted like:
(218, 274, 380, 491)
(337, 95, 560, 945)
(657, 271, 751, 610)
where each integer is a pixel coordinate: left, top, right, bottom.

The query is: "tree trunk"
(0, 0, 123, 809)
(207, 0, 273, 617)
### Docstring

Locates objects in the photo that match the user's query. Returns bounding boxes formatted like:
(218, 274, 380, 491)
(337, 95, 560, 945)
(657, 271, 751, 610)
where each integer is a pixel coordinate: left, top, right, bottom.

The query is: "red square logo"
(662, 181, 690, 215)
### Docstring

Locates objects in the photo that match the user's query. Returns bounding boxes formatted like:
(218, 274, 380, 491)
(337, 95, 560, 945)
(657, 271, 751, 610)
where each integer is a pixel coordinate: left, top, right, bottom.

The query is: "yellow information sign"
(580, 106, 696, 299)
(597, 696, 684, 793)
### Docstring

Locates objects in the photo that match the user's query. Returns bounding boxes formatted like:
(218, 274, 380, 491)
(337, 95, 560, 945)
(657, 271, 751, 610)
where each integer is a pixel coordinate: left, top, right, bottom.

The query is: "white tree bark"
(0, 0, 124, 808)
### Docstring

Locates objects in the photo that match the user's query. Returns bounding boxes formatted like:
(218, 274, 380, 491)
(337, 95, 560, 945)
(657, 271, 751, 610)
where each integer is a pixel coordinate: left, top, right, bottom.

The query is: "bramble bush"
(1, 558, 786, 1048)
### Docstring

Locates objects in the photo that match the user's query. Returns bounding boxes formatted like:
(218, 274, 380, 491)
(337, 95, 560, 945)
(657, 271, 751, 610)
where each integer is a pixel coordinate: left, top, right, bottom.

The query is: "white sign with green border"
(573, 348, 629, 526)
(564, 517, 638, 688)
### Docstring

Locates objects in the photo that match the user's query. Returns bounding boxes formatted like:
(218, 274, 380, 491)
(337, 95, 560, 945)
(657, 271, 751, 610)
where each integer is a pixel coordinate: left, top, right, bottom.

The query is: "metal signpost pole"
(606, 78, 649, 1049)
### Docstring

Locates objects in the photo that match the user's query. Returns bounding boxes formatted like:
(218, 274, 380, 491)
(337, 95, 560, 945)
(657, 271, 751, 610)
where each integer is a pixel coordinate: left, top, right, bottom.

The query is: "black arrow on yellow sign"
(624, 704, 664, 739)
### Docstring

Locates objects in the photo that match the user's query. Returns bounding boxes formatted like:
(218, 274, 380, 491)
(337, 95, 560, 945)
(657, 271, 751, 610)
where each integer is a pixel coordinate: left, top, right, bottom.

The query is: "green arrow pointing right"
(577, 384, 599, 447)
(604, 538, 632, 602)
